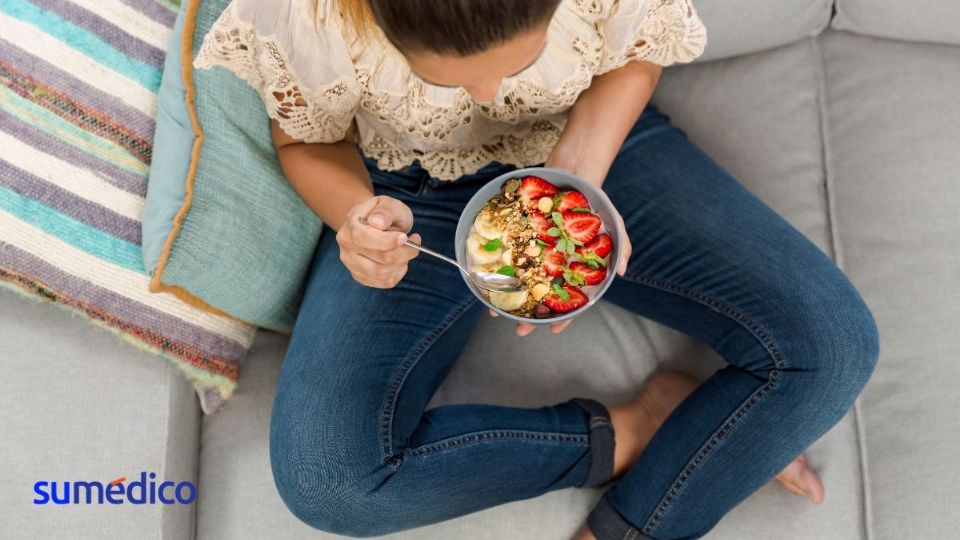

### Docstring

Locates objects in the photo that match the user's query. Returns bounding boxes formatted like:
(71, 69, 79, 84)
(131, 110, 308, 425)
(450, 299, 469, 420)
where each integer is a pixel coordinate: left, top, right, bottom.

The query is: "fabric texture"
(0, 0, 256, 414)
(832, 0, 960, 46)
(192, 0, 707, 181)
(144, 0, 324, 334)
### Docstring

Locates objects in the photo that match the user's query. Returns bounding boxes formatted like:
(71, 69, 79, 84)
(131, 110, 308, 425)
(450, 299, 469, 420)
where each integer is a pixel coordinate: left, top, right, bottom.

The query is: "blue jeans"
(269, 103, 880, 539)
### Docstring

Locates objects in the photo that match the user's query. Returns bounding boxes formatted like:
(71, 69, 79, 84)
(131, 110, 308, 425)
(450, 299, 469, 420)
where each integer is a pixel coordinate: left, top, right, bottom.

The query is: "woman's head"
(337, 0, 562, 102)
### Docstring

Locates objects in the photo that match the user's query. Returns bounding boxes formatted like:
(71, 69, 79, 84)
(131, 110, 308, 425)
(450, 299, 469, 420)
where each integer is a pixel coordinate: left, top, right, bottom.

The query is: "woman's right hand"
(336, 195, 421, 288)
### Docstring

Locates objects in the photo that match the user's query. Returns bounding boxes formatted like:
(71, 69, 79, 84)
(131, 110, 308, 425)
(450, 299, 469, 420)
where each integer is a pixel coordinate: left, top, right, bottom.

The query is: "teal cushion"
(143, 0, 323, 333)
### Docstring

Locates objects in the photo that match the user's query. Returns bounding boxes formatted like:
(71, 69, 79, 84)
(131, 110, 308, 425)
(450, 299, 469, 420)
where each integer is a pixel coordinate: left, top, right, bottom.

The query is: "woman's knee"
(269, 440, 406, 537)
(780, 276, 880, 418)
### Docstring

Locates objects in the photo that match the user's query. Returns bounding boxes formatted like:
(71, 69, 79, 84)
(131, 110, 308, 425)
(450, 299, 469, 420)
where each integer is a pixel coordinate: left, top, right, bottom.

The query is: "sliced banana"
(467, 232, 503, 265)
(489, 290, 529, 312)
(500, 247, 513, 265)
(473, 211, 503, 240)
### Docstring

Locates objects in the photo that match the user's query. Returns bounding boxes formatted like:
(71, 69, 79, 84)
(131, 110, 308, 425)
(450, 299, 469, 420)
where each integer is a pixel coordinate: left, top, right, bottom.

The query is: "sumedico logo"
(33, 472, 196, 505)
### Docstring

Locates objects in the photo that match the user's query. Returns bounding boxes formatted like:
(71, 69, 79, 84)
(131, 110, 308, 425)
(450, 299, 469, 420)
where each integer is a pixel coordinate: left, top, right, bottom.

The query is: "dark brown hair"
(335, 0, 561, 56)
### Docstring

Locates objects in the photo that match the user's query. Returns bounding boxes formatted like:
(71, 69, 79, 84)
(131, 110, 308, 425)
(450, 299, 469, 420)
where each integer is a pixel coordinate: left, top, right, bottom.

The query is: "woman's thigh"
(589, 104, 880, 538)
(269, 172, 484, 480)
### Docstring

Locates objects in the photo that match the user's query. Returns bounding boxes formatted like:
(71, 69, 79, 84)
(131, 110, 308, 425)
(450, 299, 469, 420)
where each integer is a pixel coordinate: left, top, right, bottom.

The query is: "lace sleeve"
(192, 0, 361, 143)
(596, 0, 708, 74)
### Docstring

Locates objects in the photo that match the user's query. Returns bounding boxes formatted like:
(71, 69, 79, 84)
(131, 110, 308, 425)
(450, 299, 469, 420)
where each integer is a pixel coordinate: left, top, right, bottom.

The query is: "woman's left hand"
(489, 144, 632, 337)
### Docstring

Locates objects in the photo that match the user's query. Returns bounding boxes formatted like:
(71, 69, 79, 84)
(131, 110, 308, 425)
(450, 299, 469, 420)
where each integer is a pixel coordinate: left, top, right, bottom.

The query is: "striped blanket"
(0, 0, 257, 414)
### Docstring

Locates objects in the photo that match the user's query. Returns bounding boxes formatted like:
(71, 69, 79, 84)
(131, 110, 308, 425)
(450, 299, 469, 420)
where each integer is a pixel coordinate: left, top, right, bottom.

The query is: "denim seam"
(612, 271, 789, 535)
(639, 371, 782, 535)
(400, 429, 590, 460)
(378, 294, 479, 466)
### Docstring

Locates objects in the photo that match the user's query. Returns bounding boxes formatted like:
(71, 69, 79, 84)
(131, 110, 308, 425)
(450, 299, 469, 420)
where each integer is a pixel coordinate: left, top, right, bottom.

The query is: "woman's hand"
(336, 195, 422, 288)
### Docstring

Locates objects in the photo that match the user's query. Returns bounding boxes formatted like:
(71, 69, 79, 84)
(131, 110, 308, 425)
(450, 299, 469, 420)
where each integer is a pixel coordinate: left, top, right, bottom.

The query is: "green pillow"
(143, 0, 323, 333)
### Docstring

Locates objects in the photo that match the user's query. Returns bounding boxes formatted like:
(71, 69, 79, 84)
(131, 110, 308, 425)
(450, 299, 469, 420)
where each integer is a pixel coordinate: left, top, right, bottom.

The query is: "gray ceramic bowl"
(455, 167, 622, 325)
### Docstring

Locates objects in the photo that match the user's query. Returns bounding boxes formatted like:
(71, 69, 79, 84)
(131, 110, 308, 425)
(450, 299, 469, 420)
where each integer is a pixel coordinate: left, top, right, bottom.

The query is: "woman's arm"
(546, 59, 662, 188)
(510, 60, 660, 336)
(270, 119, 374, 232)
(270, 119, 421, 288)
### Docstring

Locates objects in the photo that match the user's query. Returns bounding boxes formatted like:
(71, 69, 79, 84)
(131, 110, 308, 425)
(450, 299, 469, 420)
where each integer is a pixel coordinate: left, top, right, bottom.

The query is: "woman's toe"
(775, 454, 825, 504)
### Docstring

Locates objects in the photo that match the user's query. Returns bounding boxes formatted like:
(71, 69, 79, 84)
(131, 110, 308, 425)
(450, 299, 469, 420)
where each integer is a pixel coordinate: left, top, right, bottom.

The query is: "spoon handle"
(403, 239, 462, 270)
(356, 215, 463, 271)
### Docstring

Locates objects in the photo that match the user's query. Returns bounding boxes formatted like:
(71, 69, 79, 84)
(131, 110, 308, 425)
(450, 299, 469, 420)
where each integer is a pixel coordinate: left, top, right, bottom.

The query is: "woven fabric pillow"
(0, 0, 256, 414)
(143, 0, 324, 334)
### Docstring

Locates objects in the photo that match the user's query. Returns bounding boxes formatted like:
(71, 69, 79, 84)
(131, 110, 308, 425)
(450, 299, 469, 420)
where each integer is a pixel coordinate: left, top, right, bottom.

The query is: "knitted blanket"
(0, 0, 256, 414)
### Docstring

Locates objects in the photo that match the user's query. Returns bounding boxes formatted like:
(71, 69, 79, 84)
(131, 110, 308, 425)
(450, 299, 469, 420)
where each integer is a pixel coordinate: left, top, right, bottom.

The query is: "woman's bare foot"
(573, 371, 825, 540)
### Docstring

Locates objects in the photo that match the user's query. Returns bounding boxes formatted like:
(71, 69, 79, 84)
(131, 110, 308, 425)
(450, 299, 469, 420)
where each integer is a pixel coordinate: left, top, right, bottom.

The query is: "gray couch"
(3, 1, 959, 538)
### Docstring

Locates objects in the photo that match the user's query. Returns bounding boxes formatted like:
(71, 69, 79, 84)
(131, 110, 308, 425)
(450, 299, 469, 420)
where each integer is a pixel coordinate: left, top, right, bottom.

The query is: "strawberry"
(518, 176, 559, 211)
(561, 212, 601, 244)
(528, 211, 557, 245)
(569, 262, 607, 285)
(543, 247, 567, 277)
(542, 284, 588, 313)
(576, 233, 612, 258)
(555, 190, 591, 213)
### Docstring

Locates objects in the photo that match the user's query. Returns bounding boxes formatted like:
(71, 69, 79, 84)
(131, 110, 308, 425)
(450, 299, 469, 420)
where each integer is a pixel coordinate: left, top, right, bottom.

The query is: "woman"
(194, 0, 880, 538)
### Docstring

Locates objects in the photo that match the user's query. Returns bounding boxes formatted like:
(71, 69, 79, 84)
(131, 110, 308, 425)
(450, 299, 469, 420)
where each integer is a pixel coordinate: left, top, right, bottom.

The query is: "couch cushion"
(0, 287, 200, 540)
(693, 0, 832, 62)
(145, 0, 324, 334)
(821, 29, 960, 539)
(198, 38, 867, 539)
(832, 0, 960, 47)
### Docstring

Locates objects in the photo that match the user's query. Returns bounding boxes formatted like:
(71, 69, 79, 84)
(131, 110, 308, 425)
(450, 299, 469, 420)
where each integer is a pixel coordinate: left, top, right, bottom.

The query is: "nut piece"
(537, 196, 553, 213)
(515, 252, 534, 269)
(524, 242, 542, 257)
(531, 283, 551, 301)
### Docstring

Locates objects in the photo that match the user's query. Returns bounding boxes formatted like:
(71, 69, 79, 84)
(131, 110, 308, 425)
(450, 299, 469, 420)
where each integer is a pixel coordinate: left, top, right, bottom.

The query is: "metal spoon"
(357, 216, 526, 293)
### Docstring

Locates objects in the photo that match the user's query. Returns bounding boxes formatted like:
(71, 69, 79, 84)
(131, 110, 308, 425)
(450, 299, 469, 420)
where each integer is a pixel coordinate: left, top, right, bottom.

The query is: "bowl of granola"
(455, 167, 622, 324)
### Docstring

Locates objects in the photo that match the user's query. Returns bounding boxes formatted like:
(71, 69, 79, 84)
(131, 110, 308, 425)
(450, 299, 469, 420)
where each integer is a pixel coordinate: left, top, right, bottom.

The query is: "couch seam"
(810, 34, 873, 540)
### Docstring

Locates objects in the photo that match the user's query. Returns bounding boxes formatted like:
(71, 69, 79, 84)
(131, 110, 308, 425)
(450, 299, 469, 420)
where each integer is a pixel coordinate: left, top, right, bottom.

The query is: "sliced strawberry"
(561, 212, 601, 244)
(569, 262, 607, 285)
(576, 232, 612, 258)
(543, 247, 567, 277)
(542, 284, 588, 314)
(555, 190, 591, 213)
(528, 211, 557, 245)
(518, 176, 559, 211)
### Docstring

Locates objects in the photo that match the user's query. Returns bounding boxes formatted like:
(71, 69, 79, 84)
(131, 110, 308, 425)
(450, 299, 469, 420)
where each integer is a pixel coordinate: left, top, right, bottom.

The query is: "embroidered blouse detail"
(194, 0, 707, 181)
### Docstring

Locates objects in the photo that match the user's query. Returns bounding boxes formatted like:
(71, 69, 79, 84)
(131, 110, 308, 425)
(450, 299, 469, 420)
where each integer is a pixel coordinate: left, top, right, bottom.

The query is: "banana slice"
(473, 211, 503, 240)
(489, 290, 529, 312)
(500, 247, 513, 265)
(467, 232, 503, 265)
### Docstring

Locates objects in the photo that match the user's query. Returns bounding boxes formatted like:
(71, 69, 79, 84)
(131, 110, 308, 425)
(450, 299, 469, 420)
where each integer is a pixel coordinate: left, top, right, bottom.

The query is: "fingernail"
(397, 233, 408, 244)
(369, 214, 387, 227)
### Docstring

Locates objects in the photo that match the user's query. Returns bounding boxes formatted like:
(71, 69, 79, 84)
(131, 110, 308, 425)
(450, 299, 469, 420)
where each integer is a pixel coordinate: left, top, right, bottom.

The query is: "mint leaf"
(482, 238, 502, 251)
(496, 265, 516, 277)
(547, 227, 561, 237)
(552, 283, 570, 301)
(555, 238, 567, 252)
(551, 211, 564, 228)
(535, 239, 547, 248)
(565, 241, 576, 255)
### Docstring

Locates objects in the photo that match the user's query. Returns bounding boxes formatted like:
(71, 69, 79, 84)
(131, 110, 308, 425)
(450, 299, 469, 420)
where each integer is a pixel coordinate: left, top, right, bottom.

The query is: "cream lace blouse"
(193, 0, 707, 181)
